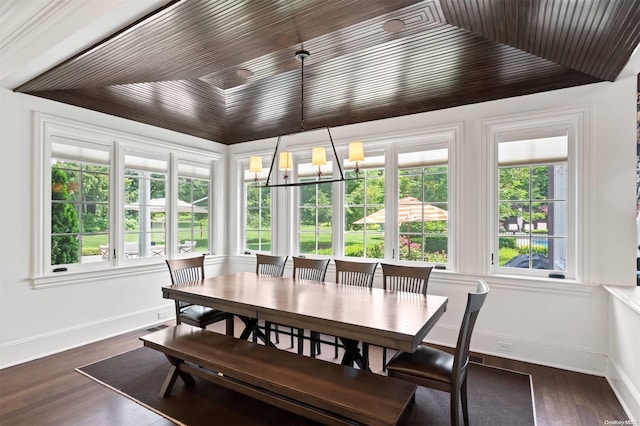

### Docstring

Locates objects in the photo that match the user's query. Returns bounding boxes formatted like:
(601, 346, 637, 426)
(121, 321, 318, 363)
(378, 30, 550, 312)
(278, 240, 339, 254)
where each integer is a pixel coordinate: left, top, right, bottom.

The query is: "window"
(496, 136, 568, 273)
(50, 137, 110, 266)
(177, 161, 211, 255)
(244, 159, 272, 252)
(485, 109, 586, 280)
(36, 115, 221, 283)
(123, 151, 168, 259)
(398, 148, 449, 264)
(298, 160, 333, 255)
(344, 154, 385, 258)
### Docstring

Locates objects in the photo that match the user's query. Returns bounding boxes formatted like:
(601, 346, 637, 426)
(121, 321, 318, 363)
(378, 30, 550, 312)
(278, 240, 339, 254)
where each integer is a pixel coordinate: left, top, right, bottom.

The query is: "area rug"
(77, 346, 535, 426)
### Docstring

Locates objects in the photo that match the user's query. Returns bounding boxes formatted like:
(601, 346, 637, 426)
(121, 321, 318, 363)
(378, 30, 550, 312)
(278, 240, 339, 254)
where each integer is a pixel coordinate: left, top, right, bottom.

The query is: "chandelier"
(248, 49, 365, 187)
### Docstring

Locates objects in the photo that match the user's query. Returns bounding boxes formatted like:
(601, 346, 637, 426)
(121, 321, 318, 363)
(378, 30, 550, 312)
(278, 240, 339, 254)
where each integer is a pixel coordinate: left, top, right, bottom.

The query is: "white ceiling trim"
(0, 0, 168, 88)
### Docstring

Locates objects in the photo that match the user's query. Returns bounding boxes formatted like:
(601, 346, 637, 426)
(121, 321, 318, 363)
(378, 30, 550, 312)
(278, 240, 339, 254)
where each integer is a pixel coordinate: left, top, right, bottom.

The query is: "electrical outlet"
(497, 341, 513, 352)
(157, 310, 169, 319)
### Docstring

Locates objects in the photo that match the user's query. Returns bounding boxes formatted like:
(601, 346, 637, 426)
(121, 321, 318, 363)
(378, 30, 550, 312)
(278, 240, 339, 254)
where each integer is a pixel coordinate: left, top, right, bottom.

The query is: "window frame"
(327, 125, 460, 266)
(396, 145, 450, 266)
(175, 159, 212, 257)
(342, 154, 386, 260)
(295, 155, 335, 257)
(241, 156, 273, 254)
(33, 114, 222, 287)
(483, 107, 589, 281)
(122, 149, 169, 260)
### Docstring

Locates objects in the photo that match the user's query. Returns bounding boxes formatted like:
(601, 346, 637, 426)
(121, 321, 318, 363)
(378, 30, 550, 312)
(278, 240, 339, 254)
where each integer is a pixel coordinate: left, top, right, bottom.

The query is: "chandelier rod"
(296, 49, 309, 132)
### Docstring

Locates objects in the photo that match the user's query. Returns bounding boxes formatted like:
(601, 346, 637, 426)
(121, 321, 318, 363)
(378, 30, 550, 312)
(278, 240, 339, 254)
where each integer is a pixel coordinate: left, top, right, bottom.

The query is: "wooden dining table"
(162, 271, 448, 369)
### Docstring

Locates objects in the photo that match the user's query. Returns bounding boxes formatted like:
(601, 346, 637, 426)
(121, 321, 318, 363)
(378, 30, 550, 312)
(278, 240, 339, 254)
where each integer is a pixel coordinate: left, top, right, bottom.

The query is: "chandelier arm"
(264, 177, 361, 188)
(265, 135, 281, 186)
(326, 127, 345, 181)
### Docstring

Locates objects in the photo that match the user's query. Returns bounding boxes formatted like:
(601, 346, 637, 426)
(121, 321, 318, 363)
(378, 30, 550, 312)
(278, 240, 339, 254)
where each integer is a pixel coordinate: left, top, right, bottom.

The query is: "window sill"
(31, 255, 226, 289)
(604, 285, 640, 315)
(488, 273, 590, 293)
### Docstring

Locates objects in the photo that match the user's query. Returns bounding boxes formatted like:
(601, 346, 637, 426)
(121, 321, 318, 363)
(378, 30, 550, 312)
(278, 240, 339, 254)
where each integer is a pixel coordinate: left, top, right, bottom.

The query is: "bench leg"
(160, 355, 195, 398)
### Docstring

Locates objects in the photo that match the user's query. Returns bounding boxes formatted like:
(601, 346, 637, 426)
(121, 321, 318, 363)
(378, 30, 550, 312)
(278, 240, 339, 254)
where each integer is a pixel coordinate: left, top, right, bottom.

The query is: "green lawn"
(246, 225, 385, 255)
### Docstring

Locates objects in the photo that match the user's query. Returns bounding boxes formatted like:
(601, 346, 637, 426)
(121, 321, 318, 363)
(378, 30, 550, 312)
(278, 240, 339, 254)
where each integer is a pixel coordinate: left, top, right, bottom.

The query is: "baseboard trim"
(0, 303, 610, 380)
(426, 324, 607, 376)
(607, 358, 640, 422)
(0, 304, 174, 369)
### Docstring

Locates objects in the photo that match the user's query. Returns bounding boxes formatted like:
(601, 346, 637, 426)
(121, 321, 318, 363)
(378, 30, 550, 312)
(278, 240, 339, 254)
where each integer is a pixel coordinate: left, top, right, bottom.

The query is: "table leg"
(339, 338, 370, 371)
(225, 315, 235, 337)
(297, 328, 304, 355)
(238, 317, 276, 347)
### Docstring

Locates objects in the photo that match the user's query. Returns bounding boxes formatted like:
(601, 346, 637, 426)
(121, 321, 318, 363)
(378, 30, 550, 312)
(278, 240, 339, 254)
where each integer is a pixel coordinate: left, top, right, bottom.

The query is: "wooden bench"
(140, 324, 416, 425)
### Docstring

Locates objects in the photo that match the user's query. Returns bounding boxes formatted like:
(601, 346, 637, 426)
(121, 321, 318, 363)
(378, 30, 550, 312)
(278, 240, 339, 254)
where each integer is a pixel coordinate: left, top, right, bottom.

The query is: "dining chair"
(381, 263, 433, 295)
(380, 263, 434, 370)
(292, 256, 330, 281)
(255, 254, 292, 347)
(292, 256, 330, 356)
(385, 280, 489, 426)
(256, 253, 288, 277)
(165, 256, 232, 333)
(332, 259, 379, 358)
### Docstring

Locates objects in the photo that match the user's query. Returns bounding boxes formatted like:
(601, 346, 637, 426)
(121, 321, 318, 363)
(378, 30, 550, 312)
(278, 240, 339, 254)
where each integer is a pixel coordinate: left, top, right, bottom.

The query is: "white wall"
(0, 67, 637, 405)
(227, 71, 638, 379)
(606, 286, 640, 421)
(0, 88, 228, 367)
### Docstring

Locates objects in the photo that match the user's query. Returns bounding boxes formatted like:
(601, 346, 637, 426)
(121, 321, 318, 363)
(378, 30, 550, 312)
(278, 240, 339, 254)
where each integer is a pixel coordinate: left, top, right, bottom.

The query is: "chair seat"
(386, 345, 454, 384)
(179, 305, 229, 324)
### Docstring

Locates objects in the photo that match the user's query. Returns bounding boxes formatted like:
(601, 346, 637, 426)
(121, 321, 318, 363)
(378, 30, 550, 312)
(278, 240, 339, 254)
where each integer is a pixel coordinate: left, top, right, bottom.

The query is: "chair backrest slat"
(292, 257, 330, 281)
(381, 263, 433, 296)
(165, 256, 205, 309)
(256, 254, 288, 277)
(453, 280, 489, 376)
(334, 259, 378, 288)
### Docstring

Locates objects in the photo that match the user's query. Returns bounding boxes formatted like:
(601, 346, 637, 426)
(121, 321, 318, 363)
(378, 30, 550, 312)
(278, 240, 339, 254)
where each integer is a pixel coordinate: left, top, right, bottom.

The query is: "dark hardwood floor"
(0, 318, 628, 425)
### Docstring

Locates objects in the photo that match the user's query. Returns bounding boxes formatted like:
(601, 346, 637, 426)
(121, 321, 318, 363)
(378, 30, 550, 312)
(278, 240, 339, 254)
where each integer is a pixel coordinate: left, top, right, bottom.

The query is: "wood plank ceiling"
(14, 0, 640, 145)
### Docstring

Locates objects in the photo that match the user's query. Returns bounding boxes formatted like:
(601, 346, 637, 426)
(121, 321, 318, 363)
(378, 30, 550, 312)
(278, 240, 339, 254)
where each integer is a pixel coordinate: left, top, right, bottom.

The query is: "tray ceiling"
(13, 0, 640, 145)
